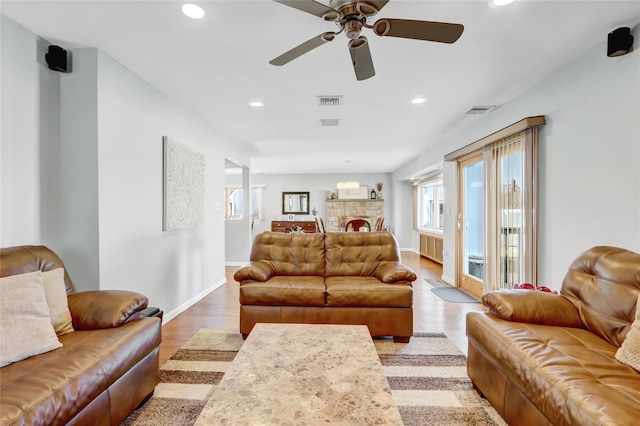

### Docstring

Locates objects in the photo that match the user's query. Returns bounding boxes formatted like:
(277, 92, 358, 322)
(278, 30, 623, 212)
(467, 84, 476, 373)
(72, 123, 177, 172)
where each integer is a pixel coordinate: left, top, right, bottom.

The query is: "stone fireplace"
(325, 200, 384, 232)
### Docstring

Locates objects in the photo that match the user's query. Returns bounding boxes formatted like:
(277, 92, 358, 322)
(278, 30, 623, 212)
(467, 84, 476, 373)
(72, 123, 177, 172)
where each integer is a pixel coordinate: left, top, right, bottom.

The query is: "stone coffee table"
(194, 323, 402, 425)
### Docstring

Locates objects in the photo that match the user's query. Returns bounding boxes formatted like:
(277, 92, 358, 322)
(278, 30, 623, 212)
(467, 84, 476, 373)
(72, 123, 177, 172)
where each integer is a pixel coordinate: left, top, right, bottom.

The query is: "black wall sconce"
(607, 27, 634, 57)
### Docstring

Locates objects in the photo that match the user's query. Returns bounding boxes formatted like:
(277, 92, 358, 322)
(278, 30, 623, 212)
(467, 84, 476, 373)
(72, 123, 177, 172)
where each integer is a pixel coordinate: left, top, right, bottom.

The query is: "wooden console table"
(271, 220, 317, 233)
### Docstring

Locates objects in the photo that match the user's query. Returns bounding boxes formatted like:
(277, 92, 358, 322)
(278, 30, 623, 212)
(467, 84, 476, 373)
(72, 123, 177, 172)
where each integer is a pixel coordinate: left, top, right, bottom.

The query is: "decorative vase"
(377, 191, 382, 199)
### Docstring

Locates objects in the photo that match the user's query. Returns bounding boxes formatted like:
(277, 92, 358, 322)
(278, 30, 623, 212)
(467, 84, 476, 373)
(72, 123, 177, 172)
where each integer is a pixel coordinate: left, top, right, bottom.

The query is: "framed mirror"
(282, 192, 309, 215)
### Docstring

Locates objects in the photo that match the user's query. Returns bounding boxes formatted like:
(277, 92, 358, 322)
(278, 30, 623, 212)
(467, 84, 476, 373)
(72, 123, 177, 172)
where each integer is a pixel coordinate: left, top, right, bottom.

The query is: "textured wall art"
(163, 136, 206, 231)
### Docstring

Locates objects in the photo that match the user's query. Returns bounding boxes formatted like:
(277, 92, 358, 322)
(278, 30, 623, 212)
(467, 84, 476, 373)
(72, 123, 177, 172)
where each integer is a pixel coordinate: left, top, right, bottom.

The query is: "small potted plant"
(376, 183, 383, 199)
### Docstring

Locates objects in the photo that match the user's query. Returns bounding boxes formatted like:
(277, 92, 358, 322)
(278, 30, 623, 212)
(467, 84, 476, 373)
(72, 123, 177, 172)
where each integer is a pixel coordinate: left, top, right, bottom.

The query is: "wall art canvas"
(163, 136, 206, 231)
(338, 186, 369, 200)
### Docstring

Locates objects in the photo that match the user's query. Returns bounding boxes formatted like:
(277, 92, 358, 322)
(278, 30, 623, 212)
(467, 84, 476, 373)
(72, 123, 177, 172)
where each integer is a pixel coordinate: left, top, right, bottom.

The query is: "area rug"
(122, 329, 505, 426)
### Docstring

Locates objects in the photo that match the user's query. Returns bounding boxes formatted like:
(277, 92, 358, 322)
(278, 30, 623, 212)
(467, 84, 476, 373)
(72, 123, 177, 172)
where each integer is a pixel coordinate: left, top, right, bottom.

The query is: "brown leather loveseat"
(234, 231, 416, 342)
(466, 246, 640, 425)
(0, 245, 161, 425)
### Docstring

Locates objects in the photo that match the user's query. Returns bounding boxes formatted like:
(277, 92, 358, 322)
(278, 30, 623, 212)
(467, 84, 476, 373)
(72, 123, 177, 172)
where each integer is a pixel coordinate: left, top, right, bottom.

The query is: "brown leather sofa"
(466, 246, 640, 426)
(0, 245, 161, 426)
(234, 231, 416, 342)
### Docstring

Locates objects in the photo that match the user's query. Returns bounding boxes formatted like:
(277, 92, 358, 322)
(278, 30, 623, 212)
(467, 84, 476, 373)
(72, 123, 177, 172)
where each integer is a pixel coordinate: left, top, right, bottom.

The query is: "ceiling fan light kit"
(271, 0, 464, 81)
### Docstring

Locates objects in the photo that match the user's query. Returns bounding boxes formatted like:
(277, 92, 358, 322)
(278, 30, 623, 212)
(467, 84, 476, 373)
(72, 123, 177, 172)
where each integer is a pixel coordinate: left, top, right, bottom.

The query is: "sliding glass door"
(455, 128, 539, 298)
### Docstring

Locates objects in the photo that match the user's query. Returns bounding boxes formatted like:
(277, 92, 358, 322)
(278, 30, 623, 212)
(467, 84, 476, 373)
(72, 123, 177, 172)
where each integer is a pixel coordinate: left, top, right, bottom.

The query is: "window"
(416, 178, 444, 232)
(225, 186, 262, 220)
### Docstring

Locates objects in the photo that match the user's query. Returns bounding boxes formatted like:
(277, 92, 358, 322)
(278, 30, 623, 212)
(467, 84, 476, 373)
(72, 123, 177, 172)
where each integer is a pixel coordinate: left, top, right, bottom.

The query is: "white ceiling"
(2, 1, 638, 175)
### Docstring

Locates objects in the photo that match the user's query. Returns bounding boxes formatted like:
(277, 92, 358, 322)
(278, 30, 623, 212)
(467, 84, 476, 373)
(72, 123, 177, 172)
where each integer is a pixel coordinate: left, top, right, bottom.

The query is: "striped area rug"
(122, 329, 506, 426)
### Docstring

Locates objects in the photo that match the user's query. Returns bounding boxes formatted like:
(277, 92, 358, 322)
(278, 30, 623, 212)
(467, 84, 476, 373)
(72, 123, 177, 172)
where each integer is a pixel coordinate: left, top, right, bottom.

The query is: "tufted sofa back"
(0, 245, 75, 295)
(249, 232, 325, 276)
(560, 246, 640, 347)
(325, 232, 401, 277)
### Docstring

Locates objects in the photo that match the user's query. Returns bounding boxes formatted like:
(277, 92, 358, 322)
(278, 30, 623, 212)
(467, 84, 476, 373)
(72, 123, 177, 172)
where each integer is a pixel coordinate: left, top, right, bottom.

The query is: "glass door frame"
(456, 151, 484, 300)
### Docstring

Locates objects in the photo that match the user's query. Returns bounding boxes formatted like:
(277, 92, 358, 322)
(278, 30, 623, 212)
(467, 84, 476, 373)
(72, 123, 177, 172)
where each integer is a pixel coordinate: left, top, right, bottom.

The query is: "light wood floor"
(158, 251, 487, 366)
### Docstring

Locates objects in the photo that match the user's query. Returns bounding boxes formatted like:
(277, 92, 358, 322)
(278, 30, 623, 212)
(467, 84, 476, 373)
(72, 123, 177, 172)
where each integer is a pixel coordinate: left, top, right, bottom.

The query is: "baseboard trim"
(441, 275, 455, 286)
(401, 248, 419, 254)
(162, 278, 226, 324)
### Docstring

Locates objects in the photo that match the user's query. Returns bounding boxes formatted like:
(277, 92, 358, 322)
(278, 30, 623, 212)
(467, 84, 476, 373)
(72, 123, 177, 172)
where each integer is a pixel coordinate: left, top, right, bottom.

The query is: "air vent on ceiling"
(320, 118, 340, 127)
(465, 105, 497, 115)
(318, 96, 343, 106)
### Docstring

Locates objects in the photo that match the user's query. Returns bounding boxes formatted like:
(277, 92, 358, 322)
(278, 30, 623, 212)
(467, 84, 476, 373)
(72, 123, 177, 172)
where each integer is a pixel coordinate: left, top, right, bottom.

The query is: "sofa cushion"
(560, 246, 640, 347)
(616, 293, 640, 372)
(325, 232, 401, 277)
(0, 271, 62, 368)
(467, 312, 640, 426)
(240, 276, 326, 306)
(249, 232, 325, 276)
(43, 268, 75, 335)
(0, 318, 160, 425)
(325, 277, 412, 307)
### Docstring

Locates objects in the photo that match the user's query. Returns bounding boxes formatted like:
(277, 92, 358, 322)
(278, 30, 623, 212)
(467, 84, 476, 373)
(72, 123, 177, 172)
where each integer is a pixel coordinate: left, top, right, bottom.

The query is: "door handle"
(456, 212, 462, 232)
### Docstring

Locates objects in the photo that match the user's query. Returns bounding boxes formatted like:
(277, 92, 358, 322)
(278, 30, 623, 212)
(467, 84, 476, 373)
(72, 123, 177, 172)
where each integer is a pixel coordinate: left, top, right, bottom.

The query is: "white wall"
(1, 15, 61, 248)
(59, 48, 100, 291)
(1, 16, 250, 320)
(394, 26, 640, 289)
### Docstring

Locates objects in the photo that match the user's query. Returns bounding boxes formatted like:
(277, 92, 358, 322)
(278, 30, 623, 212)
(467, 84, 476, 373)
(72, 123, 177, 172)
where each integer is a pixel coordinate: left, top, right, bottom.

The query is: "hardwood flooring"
(158, 251, 487, 366)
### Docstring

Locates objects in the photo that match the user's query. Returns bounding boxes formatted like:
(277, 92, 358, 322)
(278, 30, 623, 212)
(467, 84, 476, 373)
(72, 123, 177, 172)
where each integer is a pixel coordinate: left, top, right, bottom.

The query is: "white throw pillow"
(0, 271, 62, 368)
(616, 293, 640, 373)
(42, 268, 74, 335)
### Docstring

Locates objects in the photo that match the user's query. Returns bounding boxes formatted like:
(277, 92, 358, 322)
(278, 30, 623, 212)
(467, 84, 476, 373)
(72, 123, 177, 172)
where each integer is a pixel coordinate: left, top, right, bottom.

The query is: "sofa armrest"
(482, 289, 582, 327)
(234, 261, 275, 282)
(68, 290, 149, 330)
(374, 262, 417, 284)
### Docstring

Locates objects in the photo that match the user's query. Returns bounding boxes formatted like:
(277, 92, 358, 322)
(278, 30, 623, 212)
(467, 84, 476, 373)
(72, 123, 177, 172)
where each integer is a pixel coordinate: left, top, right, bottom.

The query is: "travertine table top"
(194, 323, 402, 425)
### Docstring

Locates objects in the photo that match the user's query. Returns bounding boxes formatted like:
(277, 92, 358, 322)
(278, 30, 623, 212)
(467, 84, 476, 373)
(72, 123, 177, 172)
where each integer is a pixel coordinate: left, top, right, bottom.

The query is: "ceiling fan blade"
(273, 0, 338, 19)
(373, 19, 464, 44)
(270, 33, 335, 66)
(348, 37, 375, 81)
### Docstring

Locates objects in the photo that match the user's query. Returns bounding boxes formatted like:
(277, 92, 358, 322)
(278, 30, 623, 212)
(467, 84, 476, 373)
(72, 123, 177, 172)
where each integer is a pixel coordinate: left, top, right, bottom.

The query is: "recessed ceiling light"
(248, 101, 264, 107)
(182, 4, 205, 19)
(411, 97, 427, 104)
(489, 0, 514, 8)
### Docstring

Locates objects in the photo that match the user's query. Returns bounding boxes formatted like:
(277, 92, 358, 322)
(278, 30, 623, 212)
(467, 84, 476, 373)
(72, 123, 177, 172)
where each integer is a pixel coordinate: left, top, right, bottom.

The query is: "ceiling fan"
(269, 0, 464, 81)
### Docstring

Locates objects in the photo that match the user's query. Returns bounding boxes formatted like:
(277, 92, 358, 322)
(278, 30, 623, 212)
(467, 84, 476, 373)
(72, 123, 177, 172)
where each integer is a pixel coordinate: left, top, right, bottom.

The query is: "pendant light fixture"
(337, 160, 359, 189)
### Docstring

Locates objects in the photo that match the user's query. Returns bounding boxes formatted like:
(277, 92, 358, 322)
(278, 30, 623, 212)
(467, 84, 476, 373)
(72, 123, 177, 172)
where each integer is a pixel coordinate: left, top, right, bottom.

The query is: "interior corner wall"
(394, 29, 640, 289)
(392, 181, 413, 251)
(59, 48, 100, 291)
(1, 14, 61, 249)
